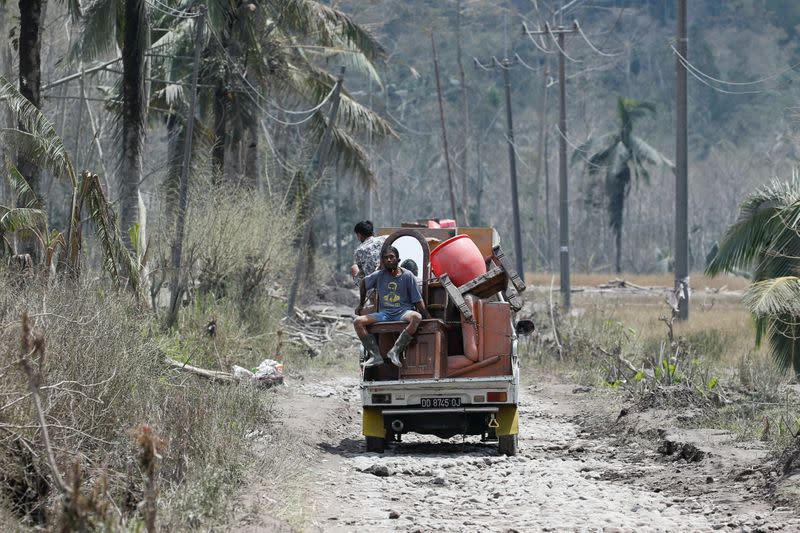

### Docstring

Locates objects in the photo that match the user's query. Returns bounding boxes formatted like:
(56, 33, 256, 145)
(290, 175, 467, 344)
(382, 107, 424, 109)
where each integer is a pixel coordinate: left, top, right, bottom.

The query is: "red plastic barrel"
(430, 234, 486, 286)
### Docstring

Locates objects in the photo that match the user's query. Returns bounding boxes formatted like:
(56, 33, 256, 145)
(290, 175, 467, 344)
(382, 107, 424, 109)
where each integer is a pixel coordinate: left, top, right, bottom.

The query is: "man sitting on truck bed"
(354, 246, 429, 368)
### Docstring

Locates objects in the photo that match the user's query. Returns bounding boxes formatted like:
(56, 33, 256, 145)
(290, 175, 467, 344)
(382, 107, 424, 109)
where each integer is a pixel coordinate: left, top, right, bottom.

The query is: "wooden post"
(675, 0, 689, 320)
(557, 29, 570, 311)
(431, 33, 458, 223)
(501, 59, 525, 283)
(456, 0, 470, 225)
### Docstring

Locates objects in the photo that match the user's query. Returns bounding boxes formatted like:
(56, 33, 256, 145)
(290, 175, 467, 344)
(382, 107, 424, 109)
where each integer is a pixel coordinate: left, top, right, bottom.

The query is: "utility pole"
(474, 56, 525, 281)
(675, 0, 689, 320)
(431, 33, 459, 223)
(166, 6, 206, 328)
(286, 67, 346, 319)
(456, 0, 470, 225)
(524, 22, 577, 311)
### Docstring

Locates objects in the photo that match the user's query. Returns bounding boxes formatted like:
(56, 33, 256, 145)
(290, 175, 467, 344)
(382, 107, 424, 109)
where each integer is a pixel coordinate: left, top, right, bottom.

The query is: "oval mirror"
(392, 235, 426, 279)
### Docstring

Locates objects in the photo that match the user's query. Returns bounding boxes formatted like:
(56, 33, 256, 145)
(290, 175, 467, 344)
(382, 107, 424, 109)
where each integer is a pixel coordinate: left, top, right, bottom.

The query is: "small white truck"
(359, 225, 530, 455)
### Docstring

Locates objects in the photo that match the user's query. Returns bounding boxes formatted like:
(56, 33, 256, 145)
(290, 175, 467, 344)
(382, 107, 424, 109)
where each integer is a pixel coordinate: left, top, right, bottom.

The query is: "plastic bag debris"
(253, 359, 284, 385)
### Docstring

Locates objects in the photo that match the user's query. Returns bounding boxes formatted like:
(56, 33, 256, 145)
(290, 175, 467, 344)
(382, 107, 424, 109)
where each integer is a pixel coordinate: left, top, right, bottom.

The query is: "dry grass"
(0, 187, 307, 530)
(0, 277, 273, 530)
(524, 271, 751, 291)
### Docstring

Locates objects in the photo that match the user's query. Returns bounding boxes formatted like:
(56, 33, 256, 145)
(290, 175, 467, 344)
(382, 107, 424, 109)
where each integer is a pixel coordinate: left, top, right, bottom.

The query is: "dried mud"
(234, 377, 800, 532)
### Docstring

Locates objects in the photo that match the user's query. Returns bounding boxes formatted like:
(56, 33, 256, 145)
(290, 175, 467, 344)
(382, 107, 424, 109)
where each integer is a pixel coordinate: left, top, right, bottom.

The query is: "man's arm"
(415, 300, 429, 319)
(356, 279, 367, 314)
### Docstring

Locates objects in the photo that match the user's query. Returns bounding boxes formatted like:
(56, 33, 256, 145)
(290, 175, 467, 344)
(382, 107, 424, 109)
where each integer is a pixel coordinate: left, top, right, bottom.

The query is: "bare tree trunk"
(615, 225, 622, 274)
(164, 113, 184, 223)
(120, 0, 147, 254)
(213, 80, 226, 183)
(244, 120, 259, 188)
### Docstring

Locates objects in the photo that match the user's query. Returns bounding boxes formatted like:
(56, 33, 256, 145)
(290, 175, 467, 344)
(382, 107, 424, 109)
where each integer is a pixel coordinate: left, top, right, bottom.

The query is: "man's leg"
(353, 314, 378, 339)
(402, 311, 422, 336)
(386, 311, 422, 367)
(354, 313, 383, 367)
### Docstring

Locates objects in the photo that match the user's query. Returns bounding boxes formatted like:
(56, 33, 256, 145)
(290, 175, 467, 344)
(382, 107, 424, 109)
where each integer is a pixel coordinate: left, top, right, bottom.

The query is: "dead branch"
(19, 312, 69, 494)
(596, 345, 638, 375)
(164, 357, 235, 383)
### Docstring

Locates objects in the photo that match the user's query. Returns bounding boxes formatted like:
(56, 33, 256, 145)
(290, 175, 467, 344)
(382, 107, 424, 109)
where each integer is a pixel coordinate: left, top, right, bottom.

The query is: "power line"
(574, 21, 619, 57)
(671, 44, 798, 88)
(145, 0, 199, 19)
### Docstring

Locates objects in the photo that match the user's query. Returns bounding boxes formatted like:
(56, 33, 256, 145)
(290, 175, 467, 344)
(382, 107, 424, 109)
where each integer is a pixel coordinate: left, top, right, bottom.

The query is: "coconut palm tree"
(575, 97, 673, 273)
(706, 178, 800, 374)
(145, 0, 394, 211)
(69, 0, 149, 256)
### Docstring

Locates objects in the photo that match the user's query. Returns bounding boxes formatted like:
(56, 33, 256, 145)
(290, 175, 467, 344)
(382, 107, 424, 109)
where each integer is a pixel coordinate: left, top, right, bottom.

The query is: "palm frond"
(706, 179, 800, 276)
(0, 75, 77, 186)
(80, 172, 142, 293)
(607, 141, 630, 180)
(585, 136, 620, 176)
(765, 316, 800, 374)
(69, 0, 121, 65)
(270, 0, 385, 62)
(5, 158, 39, 208)
(629, 135, 674, 170)
(311, 45, 383, 87)
(0, 207, 47, 234)
(309, 111, 372, 185)
(286, 64, 395, 139)
(743, 277, 800, 317)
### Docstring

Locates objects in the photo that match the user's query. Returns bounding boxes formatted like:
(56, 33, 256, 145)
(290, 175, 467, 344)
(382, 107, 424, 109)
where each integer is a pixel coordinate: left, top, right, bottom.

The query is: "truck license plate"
(420, 397, 461, 408)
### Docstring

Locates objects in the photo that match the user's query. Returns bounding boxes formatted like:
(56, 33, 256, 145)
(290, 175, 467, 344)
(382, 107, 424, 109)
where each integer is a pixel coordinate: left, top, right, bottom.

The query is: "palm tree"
(146, 0, 394, 209)
(706, 178, 800, 374)
(575, 97, 673, 273)
(72, 0, 149, 255)
(15, 0, 80, 259)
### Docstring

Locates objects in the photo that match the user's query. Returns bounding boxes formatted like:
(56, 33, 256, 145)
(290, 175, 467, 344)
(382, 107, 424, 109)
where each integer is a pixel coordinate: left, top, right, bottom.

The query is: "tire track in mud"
(255, 377, 800, 532)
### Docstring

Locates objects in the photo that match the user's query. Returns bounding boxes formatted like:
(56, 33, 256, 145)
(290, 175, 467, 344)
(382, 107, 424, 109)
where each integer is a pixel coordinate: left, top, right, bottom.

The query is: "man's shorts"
(369, 310, 413, 322)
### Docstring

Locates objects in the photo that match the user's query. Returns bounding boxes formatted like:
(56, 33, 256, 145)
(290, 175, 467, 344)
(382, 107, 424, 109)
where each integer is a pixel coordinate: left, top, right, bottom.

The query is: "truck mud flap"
(362, 407, 385, 437)
(495, 405, 518, 436)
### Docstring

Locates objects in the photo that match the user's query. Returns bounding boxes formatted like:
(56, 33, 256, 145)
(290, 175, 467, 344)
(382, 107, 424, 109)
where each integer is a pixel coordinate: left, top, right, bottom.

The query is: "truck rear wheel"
(365, 436, 386, 453)
(498, 434, 518, 456)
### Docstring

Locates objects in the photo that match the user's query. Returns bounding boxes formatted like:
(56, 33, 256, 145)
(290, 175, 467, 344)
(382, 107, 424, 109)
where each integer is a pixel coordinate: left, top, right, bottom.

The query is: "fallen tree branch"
(164, 357, 235, 383)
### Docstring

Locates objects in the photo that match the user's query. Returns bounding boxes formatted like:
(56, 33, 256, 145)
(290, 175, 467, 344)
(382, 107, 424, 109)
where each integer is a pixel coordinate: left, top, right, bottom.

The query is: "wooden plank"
(492, 245, 526, 293)
(440, 274, 474, 323)
(458, 266, 508, 298)
(456, 227, 499, 258)
(504, 285, 524, 312)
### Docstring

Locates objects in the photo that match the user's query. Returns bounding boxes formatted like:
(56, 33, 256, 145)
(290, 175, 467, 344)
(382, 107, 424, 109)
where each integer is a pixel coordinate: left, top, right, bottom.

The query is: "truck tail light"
(371, 394, 391, 404)
(487, 391, 507, 402)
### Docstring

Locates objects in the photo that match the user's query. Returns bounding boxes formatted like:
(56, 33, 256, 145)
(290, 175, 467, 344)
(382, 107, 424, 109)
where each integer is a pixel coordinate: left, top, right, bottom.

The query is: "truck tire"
(365, 436, 386, 453)
(498, 434, 518, 456)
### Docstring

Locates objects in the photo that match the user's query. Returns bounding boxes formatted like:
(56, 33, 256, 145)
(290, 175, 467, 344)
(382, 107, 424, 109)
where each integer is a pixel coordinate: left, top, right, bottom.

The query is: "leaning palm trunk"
(119, 0, 147, 257)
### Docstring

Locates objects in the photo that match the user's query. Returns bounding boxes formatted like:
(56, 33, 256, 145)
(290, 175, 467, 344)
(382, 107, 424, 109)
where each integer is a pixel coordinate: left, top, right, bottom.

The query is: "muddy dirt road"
(236, 376, 800, 532)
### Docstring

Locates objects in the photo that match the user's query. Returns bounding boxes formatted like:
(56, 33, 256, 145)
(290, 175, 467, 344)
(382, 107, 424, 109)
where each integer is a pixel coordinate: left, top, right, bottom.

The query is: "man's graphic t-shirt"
(363, 268, 422, 319)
